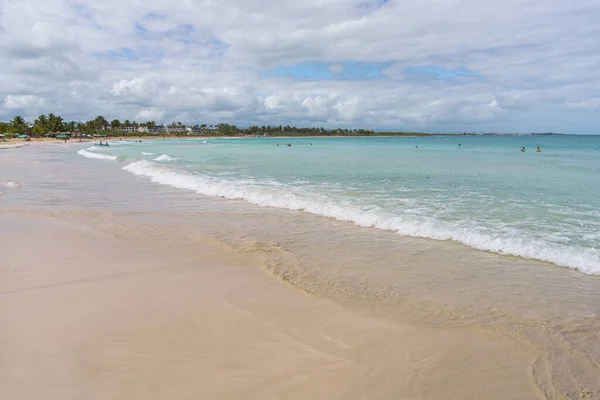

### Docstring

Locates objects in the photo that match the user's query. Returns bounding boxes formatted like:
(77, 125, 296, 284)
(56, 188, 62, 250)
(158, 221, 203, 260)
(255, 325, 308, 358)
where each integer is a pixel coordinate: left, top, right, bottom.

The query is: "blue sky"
(265, 61, 393, 80)
(2, 0, 600, 133)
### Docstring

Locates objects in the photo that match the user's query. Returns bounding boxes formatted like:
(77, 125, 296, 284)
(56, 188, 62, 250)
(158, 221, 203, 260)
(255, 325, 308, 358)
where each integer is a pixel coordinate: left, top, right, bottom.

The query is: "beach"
(0, 212, 541, 400)
(1, 139, 599, 399)
(0, 142, 28, 150)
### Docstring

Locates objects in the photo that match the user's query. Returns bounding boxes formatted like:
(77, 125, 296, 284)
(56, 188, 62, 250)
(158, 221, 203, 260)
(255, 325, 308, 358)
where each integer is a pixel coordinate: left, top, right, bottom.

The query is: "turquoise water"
(79, 135, 600, 274)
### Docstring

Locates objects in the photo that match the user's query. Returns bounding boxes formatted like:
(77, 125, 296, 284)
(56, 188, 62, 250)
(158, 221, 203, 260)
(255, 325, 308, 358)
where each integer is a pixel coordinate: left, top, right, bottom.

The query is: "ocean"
(87, 135, 600, 274)
(2, 135, 600, 397)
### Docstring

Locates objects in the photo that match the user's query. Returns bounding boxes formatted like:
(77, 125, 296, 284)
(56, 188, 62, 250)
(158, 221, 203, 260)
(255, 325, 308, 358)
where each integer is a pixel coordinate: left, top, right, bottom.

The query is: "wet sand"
(0, 212, 541, 399)
(0, 143, 28, 149)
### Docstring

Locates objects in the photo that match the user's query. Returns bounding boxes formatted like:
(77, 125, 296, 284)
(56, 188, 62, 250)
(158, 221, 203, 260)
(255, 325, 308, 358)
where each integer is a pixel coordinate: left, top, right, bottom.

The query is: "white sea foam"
(122, 160, 600, 275)
(0, 181, 18, 188)
(77, 149, 117, 160)
(142, 152, 156, 156)
(153, 154, 179, 161)
(85, 145, 112, 153)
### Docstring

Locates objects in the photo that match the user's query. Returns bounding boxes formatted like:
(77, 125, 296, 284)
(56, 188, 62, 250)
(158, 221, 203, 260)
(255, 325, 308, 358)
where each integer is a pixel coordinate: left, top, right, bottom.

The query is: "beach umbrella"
(18, 134, 29, 139)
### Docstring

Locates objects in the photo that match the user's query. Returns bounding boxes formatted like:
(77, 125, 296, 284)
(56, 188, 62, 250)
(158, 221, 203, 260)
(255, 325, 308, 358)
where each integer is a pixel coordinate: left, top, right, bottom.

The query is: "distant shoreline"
(0, 132, 567, 147)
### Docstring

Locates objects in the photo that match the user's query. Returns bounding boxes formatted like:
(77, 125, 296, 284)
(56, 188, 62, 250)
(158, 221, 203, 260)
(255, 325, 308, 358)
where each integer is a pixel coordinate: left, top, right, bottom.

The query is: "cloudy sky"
(1, 0, 600, 133)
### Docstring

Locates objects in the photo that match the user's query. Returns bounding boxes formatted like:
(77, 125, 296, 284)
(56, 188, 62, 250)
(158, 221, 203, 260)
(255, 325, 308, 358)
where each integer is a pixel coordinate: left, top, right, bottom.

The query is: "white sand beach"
(0, 143, 28, 149)
(0, 212, 541, 399)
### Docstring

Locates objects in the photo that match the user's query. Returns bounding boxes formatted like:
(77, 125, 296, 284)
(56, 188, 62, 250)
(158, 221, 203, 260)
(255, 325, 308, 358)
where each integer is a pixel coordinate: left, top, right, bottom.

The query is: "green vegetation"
(0, 114, 430, 137)
(217, 123, 428, 136)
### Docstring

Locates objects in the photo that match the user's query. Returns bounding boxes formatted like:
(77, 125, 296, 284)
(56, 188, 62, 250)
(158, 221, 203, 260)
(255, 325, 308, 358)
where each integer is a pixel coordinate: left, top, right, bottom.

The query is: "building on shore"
(165, 126, 187, 134)
(116, 125, 166, 134)
(121, 126, 137, 134)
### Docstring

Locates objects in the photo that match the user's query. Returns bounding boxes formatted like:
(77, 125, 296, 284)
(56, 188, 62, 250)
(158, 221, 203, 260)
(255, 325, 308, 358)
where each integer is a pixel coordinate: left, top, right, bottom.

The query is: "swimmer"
(536, 146, 541, 152)
(521, 146, 526, 152)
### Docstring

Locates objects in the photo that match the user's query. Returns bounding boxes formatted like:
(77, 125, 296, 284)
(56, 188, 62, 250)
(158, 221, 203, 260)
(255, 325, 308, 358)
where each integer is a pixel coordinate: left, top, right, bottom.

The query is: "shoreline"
(0, 211, 541, 399)
(0, 142, 28, 149)
(2, 136, 599, 399)
(0, 132, 573, 146)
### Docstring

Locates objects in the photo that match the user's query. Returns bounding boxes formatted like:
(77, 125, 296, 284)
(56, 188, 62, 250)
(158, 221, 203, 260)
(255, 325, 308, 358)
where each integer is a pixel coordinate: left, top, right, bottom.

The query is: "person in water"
(521, 146, 526, 152)
(536, 146, 541, 152)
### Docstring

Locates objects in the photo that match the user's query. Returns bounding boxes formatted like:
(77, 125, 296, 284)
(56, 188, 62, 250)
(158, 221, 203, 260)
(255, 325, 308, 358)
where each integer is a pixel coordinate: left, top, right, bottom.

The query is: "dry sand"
(0, 212, 542, 399)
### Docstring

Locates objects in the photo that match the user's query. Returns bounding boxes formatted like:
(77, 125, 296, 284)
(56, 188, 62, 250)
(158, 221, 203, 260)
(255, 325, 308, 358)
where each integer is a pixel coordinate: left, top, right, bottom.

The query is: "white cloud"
(135, 108, 164, 121)
(111, 78, 146, 96)
(565, 98, 600, 110)
(3, 95, 45, 109)
(327, 64, 346, 75)
(333, 98, 361, 122)
(1, 0, 600, 132)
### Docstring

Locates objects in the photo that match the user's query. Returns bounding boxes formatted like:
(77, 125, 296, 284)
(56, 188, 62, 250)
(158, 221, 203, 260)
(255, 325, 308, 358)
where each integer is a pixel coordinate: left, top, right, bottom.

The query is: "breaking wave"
(153, 154, 179, 161)
(85, 146, 110, 153)
(122, 160, 600, 275)
(77, 149, 117, 160)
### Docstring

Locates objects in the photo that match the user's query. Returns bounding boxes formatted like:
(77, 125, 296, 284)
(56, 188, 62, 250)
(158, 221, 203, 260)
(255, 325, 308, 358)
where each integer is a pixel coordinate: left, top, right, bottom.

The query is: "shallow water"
(2, 139, 600, 398)
(85, 135, 600, 274)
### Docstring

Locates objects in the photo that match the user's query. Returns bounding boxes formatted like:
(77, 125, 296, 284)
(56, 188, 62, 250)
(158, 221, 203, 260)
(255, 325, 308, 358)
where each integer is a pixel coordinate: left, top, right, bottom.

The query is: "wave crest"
(153, 154, 179, 161)
(122, 160, 600, 275)
(77, 149, 117, 160)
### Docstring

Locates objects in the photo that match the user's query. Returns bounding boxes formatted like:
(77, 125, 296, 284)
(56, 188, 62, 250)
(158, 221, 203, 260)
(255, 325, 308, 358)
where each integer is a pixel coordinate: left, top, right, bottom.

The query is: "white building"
(165, 126, 187, 134)
(148, 126, 165, 134)
(121, 126, 137, 133)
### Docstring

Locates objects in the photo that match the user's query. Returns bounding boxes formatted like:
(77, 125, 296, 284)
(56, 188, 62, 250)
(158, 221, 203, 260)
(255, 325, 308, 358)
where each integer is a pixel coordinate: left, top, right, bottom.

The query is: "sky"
(1, 0, 600, 133)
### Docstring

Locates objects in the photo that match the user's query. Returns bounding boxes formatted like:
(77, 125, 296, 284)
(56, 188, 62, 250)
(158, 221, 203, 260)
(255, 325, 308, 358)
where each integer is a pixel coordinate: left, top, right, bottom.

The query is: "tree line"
(0, 114, 429, 137)
(0, 115, 161, 135)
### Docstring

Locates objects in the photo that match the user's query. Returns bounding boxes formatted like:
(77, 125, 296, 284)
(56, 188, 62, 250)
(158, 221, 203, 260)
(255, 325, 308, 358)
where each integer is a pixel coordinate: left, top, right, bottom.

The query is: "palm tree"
(10, 116, 29, 134)
(110, 119, 121, 130)
(46, 113, 64, 132)
(33, 114, 48, 134)
(65, 121, 76, 132)
(94, 115, 109, 130)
